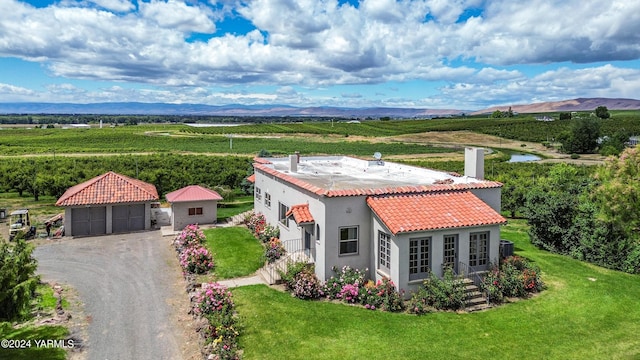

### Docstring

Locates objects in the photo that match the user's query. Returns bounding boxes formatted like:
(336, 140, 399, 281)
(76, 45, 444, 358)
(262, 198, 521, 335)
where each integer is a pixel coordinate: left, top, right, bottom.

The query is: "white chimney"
(289, 154, 298, 172)
(464, 147, 484, 180)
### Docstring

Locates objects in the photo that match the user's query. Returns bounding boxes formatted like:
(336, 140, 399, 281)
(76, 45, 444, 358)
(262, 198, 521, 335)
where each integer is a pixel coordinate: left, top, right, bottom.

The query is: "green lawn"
(231, 220, 640, 359)
(0, 284, 70, 360)
(216, 196, 254, 222)
(204, 227, 264, 280)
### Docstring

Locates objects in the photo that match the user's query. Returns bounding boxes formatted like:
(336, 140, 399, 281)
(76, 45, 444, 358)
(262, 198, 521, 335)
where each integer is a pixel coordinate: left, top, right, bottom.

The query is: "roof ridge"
(111, 172, 158, 198)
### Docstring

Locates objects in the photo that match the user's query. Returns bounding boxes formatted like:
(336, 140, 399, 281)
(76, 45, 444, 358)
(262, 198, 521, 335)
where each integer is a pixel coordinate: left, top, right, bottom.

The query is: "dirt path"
(33, 232, 200, 360)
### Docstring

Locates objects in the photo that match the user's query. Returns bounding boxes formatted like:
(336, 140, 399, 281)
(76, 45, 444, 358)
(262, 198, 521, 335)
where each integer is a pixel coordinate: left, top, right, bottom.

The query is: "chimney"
(295, 151, 300, 163)
(464, 147, 484, 180)
(289, 154, 298, 173)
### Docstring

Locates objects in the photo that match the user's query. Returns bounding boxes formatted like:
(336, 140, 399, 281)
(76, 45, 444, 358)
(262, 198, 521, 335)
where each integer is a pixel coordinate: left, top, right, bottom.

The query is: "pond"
(508, 153, 541, 163)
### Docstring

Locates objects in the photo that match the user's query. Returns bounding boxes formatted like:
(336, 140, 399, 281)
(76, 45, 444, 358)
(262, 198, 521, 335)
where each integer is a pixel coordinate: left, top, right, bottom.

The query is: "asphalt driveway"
(34, 231, 188, 360)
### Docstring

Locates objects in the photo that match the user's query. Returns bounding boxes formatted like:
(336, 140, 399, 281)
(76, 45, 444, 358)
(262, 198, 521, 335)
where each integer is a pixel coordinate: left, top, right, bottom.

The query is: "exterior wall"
(372, 217, 502, 297)
(253, 169, 372, 281)
(171, 200, 218, 231)
(470, 187, 501, 213)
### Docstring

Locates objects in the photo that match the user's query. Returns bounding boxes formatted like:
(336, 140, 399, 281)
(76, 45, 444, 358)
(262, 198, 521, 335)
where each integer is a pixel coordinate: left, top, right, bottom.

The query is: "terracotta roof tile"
(166, 185, 223, 203)
(366, 191, 507, 234)
(246, 174, 256, 183)
(285, 204, 315, 224)
(56, 171, 159, 206)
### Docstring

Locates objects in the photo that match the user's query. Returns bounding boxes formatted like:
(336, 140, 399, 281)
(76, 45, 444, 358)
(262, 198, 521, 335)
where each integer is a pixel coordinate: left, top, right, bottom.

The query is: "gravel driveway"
(34, 231, 189, 360)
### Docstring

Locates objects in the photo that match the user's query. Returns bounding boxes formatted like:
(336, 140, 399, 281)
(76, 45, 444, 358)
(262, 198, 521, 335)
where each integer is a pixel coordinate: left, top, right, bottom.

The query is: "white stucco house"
(250, 148, 506, 295)
(165, 185, 223, 231)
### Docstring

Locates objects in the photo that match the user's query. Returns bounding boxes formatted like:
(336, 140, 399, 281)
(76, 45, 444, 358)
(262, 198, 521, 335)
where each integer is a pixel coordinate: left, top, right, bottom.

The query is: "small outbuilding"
(165, 185, 223, 231)
(56, 171, 159, 237)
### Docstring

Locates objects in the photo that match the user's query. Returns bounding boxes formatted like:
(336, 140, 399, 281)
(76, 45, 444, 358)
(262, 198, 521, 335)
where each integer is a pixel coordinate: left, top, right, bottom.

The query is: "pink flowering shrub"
(324, 266, 366, 299)
(337, 283, 360, 303)
(359, 278, 405, 312)
(193, 283, 239, 360)
(179, 245, 214, 274)
(291, 271, 324, 300)
(480, 256, 544, 304)
(264, 237, 286, 263)
(174, 224, 206, 251)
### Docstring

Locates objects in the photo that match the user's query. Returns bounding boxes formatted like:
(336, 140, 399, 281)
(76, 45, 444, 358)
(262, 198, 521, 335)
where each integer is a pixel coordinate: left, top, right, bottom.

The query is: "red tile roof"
(286, 204, 315, 224)
(366, 191, 506, 234)
(56, 171, 159, 206)
(254, 163, 502, 198)
(165, 185, 223, 203)
(246, 174, 256, 183)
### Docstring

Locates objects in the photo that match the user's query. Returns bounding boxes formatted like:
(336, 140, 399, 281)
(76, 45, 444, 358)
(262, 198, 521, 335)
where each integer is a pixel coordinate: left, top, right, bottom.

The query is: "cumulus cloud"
(0, 0, 639, 107)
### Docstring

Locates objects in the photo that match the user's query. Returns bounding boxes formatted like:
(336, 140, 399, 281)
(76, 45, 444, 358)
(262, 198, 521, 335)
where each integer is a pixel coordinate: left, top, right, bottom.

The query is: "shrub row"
(280, 265, 405, 312)
(243, 212, 285, 264)
(193, 283, 240, 360)
(174, 224, 214, 275)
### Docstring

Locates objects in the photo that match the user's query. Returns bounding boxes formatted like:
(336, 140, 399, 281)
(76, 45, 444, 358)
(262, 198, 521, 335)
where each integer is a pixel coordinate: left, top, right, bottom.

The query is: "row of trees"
(0, 154, 252, 201)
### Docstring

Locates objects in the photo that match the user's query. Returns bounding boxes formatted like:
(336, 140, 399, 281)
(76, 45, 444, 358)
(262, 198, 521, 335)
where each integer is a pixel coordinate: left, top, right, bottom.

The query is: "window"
(278, 202, 289, 227)
(264, 192, 271, 208)
(339, 226, 358, 255)
(409, 237, 430, 281)
(316, 224, 321, 243)
(188, 207, 203, 216)
(469, 232, 489, 270)
(255, 187, 262, 201)
(443, 234, 458, 272)
(378, 231, 391, 272)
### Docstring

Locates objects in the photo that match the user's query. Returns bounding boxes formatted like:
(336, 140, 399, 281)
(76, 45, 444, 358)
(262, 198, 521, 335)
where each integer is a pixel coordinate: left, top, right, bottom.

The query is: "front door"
(469, 232, 489, 273)
(443, 234, 458, 273)
(304, 229, 311, 259)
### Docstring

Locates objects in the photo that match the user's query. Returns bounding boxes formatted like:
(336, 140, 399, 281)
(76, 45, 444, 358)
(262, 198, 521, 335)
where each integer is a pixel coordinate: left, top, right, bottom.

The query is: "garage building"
(56, 171, 159, 236)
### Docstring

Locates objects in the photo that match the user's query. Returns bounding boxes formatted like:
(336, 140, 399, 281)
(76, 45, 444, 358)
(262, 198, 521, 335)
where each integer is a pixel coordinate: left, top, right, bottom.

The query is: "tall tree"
(560, 117, 600, 153)
(0, 240, 39, 321)
(595, 106, 610, 119)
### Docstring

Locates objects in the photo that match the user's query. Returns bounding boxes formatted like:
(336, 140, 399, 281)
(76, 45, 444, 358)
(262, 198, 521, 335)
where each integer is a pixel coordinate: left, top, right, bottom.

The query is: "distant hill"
(473, 97, 640, 115)
(0, 97, 638, 117)
(0, 102, 462, 118)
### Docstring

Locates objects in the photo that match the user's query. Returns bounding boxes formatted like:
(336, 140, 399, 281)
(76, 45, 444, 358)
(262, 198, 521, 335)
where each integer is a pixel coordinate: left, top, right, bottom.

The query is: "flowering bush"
(359, 278, 405, 312)
(193, 283, 239, 360)
(337, 283, 360, 303)
(244, 211, 265, 234)
(324, 266, 366, 299)
(258, 224, 280, 243)
(481, 256, 544, 303)
(264, 237, 286, 263)
(278, 261, 311, 290)
(291, 270, 325, 300)
(179, 245, 214, 274)
(174, 224, 206, 251)
(193, 283, 235, 316)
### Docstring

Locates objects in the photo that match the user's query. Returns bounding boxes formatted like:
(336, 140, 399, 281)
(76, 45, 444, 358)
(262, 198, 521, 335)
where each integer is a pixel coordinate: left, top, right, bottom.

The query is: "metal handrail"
(458, 261, 490, 305)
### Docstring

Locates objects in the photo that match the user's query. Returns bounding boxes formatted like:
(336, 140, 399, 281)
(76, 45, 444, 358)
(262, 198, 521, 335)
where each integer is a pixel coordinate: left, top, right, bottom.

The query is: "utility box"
(500, 240, 514, 258)
(0, 209, 5, 220)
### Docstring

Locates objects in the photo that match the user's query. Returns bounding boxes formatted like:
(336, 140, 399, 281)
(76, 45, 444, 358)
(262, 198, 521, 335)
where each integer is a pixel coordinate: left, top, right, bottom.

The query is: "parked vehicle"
(9, 209, 36, 241)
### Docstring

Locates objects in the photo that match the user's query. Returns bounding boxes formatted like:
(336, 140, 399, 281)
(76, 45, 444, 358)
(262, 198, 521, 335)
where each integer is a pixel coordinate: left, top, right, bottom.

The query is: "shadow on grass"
(0, 322, 68, 360)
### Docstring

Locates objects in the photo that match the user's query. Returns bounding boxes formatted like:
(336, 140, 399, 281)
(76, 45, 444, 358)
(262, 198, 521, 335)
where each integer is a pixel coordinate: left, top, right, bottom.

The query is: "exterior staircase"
(461, 278, 491, 312)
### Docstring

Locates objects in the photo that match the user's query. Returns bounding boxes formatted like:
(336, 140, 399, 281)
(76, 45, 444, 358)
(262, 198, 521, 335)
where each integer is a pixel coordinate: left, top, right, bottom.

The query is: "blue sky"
(1, 0, 639, 110)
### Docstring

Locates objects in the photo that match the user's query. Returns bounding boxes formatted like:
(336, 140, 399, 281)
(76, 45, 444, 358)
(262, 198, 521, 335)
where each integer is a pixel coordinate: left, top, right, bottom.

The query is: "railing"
(260, 238, 314, 285)
(457, 261, 490, 306)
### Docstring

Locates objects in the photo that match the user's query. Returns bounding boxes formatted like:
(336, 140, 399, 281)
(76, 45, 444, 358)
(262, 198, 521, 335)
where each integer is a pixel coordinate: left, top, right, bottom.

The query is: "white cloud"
(139, 0, 216, 34)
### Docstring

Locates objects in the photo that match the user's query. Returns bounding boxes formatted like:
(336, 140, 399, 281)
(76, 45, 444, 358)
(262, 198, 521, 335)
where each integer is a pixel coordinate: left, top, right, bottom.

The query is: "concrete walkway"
(216, 274, 266, 288)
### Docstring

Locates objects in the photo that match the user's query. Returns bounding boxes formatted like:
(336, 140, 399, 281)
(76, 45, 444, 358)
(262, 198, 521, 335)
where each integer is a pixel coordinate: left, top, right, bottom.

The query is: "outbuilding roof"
(366, 191, 507, 235)
(56, 171, 159, 206)
(165, 185, 223, 203)
(286, 204, 315, 225)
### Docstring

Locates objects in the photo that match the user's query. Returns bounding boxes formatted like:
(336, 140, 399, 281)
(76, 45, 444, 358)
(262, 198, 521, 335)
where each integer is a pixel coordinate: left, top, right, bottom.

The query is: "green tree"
(560, 117, 600, 153)
(491, 110, 504, 118)
(595, 106, 610, 119)
(0, 240, 40, 321)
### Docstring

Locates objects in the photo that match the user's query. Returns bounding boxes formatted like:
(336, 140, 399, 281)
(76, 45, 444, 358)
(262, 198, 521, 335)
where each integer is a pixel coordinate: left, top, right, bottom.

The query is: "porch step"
(461, 277, 492, 312)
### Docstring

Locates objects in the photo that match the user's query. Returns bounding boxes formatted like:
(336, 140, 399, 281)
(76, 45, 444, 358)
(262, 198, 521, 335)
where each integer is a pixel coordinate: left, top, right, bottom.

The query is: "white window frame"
(264, 192, 271, 208)
(338, 226, 358, 256)
(278, 202, 289, 228)
(469, 231, 489, 269)
(255, 187, 262, 201)
(378, 231, 391, 273)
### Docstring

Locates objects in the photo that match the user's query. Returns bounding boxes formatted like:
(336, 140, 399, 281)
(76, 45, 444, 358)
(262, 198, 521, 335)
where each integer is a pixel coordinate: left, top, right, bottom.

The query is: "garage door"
(71, 207, 106, 236)
(112, 204, 146, 233)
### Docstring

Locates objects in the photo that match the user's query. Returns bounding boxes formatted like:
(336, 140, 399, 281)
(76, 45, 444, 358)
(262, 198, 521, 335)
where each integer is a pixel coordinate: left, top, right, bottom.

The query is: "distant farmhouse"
(250, 149, 506, 295)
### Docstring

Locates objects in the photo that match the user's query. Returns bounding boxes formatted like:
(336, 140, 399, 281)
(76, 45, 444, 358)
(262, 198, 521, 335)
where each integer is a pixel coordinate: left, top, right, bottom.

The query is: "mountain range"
(0, 97, 638, 117)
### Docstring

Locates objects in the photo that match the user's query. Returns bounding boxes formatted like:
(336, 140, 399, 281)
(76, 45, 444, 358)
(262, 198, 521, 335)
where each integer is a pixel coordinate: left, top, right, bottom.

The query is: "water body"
(508, 153, 541, 163)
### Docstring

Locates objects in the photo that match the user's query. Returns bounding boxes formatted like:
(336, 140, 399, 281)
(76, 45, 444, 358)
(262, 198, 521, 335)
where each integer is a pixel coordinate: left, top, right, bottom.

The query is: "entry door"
(304, 230, 311, 258)
(469, 232, 489, 273)
(443, 234, 458, 273)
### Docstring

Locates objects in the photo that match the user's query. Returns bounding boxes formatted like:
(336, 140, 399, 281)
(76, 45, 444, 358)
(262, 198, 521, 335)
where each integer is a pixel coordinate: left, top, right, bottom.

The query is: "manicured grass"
(231, 220, 640, 359)
(216, 197, 254, 222)
(204, 227, 264, 280)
